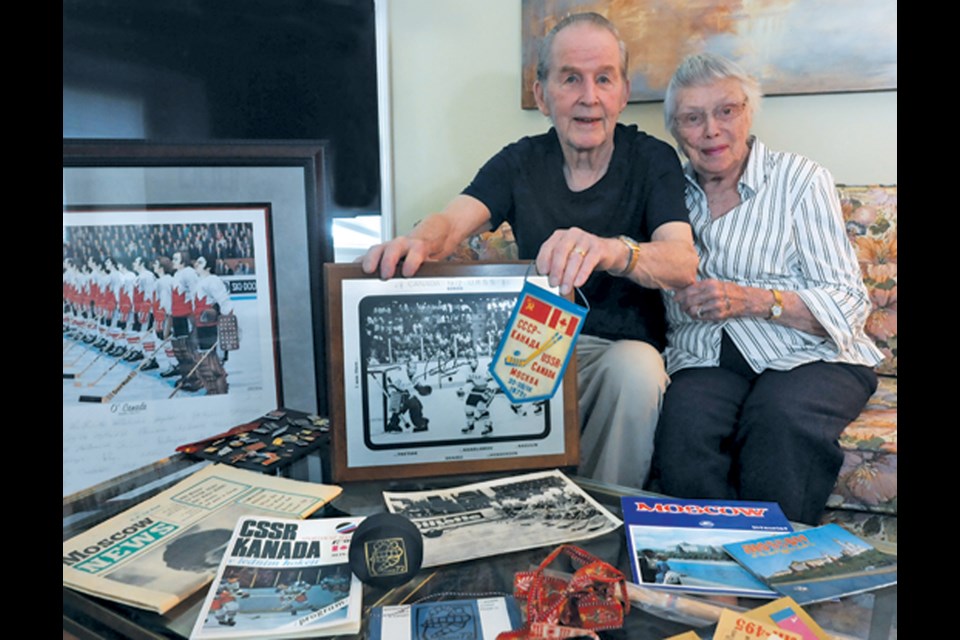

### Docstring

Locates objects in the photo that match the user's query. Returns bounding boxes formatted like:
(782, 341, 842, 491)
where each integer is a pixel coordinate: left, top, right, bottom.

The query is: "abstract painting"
(521, 0, 897, 106)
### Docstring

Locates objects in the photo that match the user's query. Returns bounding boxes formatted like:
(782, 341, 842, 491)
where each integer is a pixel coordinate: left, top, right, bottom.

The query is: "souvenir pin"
(490, 271, 588, 403)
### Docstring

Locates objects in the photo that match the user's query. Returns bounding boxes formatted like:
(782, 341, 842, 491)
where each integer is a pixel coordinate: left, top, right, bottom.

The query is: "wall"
(385, 0, 897, 234)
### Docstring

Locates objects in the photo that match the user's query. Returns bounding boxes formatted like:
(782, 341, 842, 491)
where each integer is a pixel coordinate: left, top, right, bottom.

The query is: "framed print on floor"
(324, 262, 580, 482)
(62, 140, 330, 496)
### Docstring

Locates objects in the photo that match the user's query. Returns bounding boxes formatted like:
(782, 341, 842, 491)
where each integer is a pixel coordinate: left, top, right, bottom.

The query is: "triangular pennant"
(490, 281, 587, 403)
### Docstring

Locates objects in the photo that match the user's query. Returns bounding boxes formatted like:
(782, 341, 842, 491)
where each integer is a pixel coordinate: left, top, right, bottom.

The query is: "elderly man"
(362, 12, 696, 488)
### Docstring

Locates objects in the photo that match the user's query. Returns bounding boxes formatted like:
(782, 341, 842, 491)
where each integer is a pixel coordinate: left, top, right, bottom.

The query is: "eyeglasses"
(674, 101, 748, 130)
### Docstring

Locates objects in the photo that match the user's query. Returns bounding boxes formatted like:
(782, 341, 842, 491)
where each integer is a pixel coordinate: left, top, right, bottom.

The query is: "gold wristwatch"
(767, 289, 784, 320)
(614, 235, 640, 276)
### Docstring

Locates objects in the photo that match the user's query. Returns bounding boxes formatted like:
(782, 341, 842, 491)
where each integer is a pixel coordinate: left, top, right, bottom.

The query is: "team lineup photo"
(63, 206, 281, 495)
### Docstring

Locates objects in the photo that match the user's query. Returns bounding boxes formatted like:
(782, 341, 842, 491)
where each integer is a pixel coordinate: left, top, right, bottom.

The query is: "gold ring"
(573, 246, 587, 257)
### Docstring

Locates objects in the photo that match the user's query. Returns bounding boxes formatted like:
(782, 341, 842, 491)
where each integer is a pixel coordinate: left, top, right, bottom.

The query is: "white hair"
(664, 52, 762, 137)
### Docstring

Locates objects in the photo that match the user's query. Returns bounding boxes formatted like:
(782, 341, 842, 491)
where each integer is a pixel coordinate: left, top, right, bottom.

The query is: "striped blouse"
(662, 137, 884, 375)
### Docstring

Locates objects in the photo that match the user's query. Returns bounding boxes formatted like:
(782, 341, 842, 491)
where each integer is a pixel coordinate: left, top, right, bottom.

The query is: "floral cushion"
(445, 223, 519, 262)
(827, 375, 897, 515)
(839, 185, 897, 376)
(819, 509, 897, 545)
(825, 185, 897, 517)
(840, 374, 897, 454)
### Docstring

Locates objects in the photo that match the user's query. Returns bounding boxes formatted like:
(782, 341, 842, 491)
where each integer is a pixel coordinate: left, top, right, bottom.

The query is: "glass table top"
(63, 454, 895, 639)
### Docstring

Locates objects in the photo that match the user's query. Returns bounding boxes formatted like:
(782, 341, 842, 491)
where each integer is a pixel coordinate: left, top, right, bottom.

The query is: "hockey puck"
(348, 513, 423, 589)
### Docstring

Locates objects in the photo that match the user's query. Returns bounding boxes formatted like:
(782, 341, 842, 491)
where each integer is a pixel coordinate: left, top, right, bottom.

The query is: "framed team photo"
(324, 263, 580, 482)
(62, 204, 282, 493)
(63, 140, 331, 495)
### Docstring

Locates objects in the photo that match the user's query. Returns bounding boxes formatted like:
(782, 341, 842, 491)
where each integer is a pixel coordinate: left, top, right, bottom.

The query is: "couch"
(821, 185, 897, 544)
(450, 184, 897, 541)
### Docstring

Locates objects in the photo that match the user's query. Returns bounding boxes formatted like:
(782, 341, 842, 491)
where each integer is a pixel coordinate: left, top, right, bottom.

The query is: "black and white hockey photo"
(360, 293, 550, 447)
(382, 470, 622, 567)
(337, 274, 571, 472)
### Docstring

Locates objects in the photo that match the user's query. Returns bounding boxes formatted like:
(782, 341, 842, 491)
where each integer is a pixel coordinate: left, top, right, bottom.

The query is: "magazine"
(620, 496, 793, 598)
(62, 463, 342, 614)
(368, 597, 522, 640)
(189, 515, 364, 639)
(722, 523, 898, 605)
(383, 469, 621, 567)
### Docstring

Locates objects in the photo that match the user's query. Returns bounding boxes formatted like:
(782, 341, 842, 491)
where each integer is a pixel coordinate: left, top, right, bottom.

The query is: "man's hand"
(358, 195, 493, 279)
(534, 222, 697, 295)
(361, 236, 432, 279)
(535, 227, 623, 295)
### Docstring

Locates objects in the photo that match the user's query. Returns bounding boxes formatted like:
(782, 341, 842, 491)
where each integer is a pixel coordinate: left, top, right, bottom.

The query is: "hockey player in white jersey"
(127, 255, 157, 364)
(191, 254, 235, 395)
(102, 257, 126, 357)
(457, 356, 500, 436)
(114, 258, 138, 361)
(168, 249, 202, 390)
(151, 256, 178, 374)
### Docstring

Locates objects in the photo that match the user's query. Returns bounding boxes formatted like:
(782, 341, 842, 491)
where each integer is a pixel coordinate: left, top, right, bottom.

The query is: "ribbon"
(497, 545, 629, 640)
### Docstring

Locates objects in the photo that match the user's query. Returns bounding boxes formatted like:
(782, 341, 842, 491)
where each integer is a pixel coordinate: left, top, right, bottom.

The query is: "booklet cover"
(713, 608, 805, 640)
(621, 496, 793, 598)
(722, 523, 898, 605)
(369, 597, 523, 640)
(746, 597, 831, 640)
(189, 515, 363, 639)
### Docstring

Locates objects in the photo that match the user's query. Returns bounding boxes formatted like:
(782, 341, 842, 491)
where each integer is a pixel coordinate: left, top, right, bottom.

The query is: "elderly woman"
(363, 13, 697, 489)
(646, 53, 883, 525)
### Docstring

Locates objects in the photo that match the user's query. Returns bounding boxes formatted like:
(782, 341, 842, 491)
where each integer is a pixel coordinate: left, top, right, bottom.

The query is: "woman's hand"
(675, 280, 827, 335)
(674, 279, 759, 321)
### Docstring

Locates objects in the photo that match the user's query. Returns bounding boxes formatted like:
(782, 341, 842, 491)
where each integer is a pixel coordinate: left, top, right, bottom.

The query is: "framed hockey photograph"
(62, 140, 330, 496)
(62, 204, 281, 492)
(324, 262, 581, 482)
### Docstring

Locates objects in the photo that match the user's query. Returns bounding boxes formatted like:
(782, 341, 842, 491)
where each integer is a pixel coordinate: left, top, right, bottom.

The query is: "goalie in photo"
(384, 362, 430, 433)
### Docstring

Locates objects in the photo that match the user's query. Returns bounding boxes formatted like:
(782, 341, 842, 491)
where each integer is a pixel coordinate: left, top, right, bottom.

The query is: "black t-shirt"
(461, 123, 689, 349)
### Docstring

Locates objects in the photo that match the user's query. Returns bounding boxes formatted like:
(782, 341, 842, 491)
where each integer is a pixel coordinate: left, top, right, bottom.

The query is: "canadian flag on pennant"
(489, 281, 589, 403)
(547, 307, 580, 337)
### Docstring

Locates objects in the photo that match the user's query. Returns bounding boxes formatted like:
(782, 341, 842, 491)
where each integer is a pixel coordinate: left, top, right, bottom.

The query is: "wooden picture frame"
(324, 262, 580, 482)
